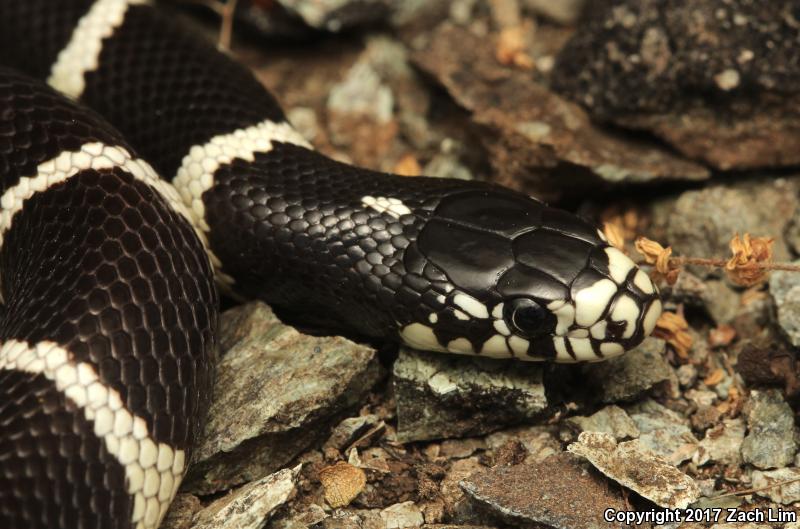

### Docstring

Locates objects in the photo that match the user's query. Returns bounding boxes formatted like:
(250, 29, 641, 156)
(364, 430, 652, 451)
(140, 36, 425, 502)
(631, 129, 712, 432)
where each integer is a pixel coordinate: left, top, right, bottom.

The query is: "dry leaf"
(704, 368, 725, 386)
(496, 26, 534, 69)
(319, 461, 367, 508)
(708, 324, 736, 348)
(393, 153, 422, 177)
(653, 311, 693, 359)
(725, 233, 774, 286)
(602, 222, 626, 250)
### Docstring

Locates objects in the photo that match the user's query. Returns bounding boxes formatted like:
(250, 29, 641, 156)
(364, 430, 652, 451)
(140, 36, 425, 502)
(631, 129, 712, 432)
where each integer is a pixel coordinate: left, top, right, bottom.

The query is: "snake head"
(397, 187, 661, 363)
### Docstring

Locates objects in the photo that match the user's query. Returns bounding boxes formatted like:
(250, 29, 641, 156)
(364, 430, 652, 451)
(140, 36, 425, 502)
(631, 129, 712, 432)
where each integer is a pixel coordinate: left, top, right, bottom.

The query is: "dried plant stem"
(670, 256, 800, 272)
(218, 0, 239, 51)
(713, 476, 800, 499)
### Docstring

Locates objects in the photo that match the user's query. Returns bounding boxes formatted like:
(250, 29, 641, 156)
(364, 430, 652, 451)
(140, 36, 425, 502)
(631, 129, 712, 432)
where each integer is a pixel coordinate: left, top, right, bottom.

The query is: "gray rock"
(694, 418, 746, 467)
(665, 179, 796, 272)
(161, 494, 202, 529)
(460, 453, 628, 529)
(553, 0, 800, 170)
(582, 338, 671, 403)
(323, 415, 384, 453)
(184, 302, 381, 494)
(741, 389, 799, 469)
(412, 24, 708, 201)
(568, 432, 700, 509)
(562, 405, 640, 442)
(191, 466, 300, 529)
(392, 348, 548, 442)
(669, 272, 742, 324)
(379, 502, 424, 529)
(521, 0, 586, 24)
(675, 364, 698, 388)
(770, 262, 800, 347)
(277, 0, 393, 32)
(751, 467, 800, 504)
(625, 399, 698, 465)
(485, 425, 562, 465)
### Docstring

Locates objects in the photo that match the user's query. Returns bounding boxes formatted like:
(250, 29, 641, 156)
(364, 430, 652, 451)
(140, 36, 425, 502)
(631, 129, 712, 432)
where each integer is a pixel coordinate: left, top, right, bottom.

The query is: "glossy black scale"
(0, 69, 217, 529)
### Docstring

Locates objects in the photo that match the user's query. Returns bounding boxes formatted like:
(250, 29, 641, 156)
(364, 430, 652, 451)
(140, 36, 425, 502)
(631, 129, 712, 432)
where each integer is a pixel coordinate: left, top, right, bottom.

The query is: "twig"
(671, 256, 800, 272)
(710, 476, 800, 499)
(218, 0, 239, 51)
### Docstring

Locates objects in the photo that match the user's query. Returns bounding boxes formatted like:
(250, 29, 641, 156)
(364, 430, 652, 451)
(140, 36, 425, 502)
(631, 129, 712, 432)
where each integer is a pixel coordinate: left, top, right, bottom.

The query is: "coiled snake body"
(0, 1, 662, 528)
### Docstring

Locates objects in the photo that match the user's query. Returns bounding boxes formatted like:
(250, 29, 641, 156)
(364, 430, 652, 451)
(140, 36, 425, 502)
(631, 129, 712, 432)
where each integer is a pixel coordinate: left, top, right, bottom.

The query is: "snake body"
(0, 1, 662, 528)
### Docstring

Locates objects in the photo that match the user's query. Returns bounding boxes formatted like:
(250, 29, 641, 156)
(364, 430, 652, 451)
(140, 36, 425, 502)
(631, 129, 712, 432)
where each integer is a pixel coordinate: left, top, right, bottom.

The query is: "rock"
(751, 467, 800, 504)
(191, 466, 300, 529)
(412, 24, 708, 201)
(625, 399, 698, 465)
(439, 438, 488, 459)
(276, 0, 393, 32)
(568, 432, 700, 509)
(770, 262, 800, 347)
(675, 364, 698, 388)
(484, 425, 562, 464)
(323, 415, 385, 453)
(736, 343, 799, 396)
(582, 338, 671, 403)
(184, 302, 381, 494)
(669, 272, 742, 324)
(460, 453, 628, 529)
(393, 348, 548, 442)
(553, 0, 800, 170)
(439, 457, 494, 525)
(664, 179, 797, 273)
(521, 0, 586, 24)
(562, 405, 640, 442)
(379, 501, 425, 529)
(741, 389, 799, 469)
(694, 418, 746, 467)
(161, 494, 202, 529)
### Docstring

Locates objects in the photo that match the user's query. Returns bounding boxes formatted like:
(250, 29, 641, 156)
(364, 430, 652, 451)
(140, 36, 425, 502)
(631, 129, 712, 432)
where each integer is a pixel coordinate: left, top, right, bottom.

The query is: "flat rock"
(625, 399, 698, 465)
(693, 418, 746, 467)
(553, 0, 800, 170)
(191, 466, 300, 529)
(568, 432, 700, 509)
(184, 302, 381, 494)
(581, 338, 671, 403)
(412, 23, 708, 200)
(562, 405, 640, 442)
(460, 453, 628, 529)
(393, 348, 548, 443)
(770, 262, 800, 347)
(379, 501, 425, 529)
(663, 179, 797, 270)
(741, 389, 799, 469)
(751, 467, 800, 505)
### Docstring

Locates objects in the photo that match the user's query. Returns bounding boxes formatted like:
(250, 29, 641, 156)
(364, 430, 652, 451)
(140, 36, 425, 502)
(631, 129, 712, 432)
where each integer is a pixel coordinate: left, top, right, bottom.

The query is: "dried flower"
(393, 153, 422, 177)
(602, 222, 626, 251)
(653, 311, 693, 359)
(496, 26, 534, 69)
(725, 233, 774, 286)
(635, 237, 680, 284)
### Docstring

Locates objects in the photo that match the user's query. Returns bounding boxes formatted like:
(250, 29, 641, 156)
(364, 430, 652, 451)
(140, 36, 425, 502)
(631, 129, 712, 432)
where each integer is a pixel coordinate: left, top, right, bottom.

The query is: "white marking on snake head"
(453, 293, 489, 319)
(634, 269, 656, 294)
(361, 195, 412, 219)
(549, 301, 574, 336)
(642, 299, 662, 337)
(574, 278, 617, 327)
(610, 294, 640, 339)
(600, 342, 625, 358)
(399, 323, 447, 352)
(481, 335, 510, 357)
(447, 337, 474, 355)
(568, 337, 596, 361)
(605, 247, 636, 284)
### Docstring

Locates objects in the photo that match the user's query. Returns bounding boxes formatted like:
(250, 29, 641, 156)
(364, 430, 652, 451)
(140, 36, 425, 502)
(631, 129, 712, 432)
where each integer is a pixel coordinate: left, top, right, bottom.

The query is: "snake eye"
(504, 298, 554, 337)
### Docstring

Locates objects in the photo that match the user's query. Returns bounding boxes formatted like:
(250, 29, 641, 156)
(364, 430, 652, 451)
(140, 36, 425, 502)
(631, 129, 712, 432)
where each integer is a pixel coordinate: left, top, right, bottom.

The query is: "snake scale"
(0, 1, 662, 528)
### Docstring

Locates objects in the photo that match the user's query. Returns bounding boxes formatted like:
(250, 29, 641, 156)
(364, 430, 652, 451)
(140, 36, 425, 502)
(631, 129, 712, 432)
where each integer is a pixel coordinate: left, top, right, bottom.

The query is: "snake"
(0, 1, 663, 528)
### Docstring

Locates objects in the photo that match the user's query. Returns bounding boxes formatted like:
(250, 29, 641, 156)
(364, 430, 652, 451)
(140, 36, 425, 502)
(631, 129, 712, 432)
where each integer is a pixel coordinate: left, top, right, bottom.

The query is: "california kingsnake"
(0, 1, 662, 528)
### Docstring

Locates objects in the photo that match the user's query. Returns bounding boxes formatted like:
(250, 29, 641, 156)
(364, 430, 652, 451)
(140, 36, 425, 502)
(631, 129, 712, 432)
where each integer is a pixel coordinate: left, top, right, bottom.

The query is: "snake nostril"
(605, 319, 627, 339)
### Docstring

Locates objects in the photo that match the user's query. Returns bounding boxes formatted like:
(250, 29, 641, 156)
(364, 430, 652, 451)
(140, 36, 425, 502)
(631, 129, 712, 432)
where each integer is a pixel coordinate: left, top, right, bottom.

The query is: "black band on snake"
(0, 1, 662, 528)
